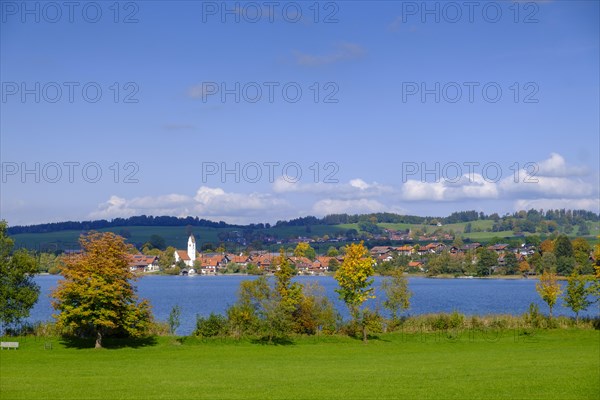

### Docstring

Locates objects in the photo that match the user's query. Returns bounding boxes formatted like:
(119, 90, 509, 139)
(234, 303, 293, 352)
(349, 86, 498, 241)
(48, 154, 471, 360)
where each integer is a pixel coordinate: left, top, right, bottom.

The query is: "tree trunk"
(95, 330, 103, 349)
(549, 306, 553, 320)
(362, 324, 368, 343)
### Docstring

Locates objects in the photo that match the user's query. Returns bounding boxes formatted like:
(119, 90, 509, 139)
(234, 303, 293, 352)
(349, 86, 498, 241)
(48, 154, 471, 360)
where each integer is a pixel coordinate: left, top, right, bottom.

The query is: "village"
(126, 233, 539, 277)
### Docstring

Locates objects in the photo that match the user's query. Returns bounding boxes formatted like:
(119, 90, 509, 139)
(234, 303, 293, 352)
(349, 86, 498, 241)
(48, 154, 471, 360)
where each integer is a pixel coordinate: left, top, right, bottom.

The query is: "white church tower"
(187, 234, 196, 263)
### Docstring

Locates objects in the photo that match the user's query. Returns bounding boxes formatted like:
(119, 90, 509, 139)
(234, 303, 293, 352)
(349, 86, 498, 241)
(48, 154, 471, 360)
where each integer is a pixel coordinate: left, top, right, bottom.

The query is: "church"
(174, 234, 197, 268)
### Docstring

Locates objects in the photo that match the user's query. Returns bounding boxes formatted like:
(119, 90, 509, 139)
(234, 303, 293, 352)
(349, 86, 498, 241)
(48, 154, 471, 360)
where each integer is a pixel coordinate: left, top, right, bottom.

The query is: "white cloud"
(535, 152, 588, 177)
(192, 186, 287, 214)
(400, 153, 596, 203)
(401, 174, 499, 201)
(90, 187, 289, 224)
(86, 153, 597, 223)
(272, 177, 392, 198)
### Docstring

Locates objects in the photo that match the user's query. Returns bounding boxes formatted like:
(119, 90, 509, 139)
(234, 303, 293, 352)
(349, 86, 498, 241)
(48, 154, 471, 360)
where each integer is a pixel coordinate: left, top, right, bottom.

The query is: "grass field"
(1, 330, 598, 399)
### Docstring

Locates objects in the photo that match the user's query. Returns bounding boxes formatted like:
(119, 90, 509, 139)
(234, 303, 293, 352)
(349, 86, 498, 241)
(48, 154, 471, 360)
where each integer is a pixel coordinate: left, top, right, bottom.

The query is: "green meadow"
(1, 329, 598, 400)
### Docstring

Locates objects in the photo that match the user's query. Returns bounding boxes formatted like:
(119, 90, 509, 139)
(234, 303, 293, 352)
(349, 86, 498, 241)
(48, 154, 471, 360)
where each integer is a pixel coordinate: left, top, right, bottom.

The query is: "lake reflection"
(30, 275, 595, 335)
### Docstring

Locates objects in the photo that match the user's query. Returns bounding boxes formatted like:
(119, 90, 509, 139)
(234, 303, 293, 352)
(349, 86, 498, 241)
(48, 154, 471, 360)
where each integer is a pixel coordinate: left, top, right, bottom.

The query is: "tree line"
(8, 209, 598, 235)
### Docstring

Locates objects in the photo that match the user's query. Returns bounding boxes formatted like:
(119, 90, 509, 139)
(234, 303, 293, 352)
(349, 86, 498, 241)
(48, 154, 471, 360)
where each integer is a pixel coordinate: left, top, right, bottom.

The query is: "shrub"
(293, 283, 338, 335)
(163, 266, 181, 275)
(195, 313, 228, 338)
(523, 303, 543, 328)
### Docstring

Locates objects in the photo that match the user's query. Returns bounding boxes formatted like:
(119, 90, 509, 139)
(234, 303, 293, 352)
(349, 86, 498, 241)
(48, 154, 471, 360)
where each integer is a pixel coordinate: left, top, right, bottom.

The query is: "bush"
(163, 266, 181, 275)
(148, 320, 170, 336)
(523, 303, 543, 328)
(293, 283, 338, 335)
(195, 313, 228, 338)
(48, 266, 61, 275)
(32, 321, 62, 337)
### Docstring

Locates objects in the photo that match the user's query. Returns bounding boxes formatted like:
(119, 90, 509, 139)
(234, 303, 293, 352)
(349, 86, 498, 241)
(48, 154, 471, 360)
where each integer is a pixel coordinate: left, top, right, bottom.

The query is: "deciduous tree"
(0, 221, 40, 333)
(334, 242, 375, 342)
(503, 252, 518, 275)
(52, 232, 152, 348)
(294, 242, 316, 261)
(554, 234, 574, 258)
(518, 260, 531, 275)
(536, 272, 562, 319)
(476, 248, 497, 276)
(562, 272, 591, 323)
(540, 239, 555, 254)
(381, 268, 411, 321)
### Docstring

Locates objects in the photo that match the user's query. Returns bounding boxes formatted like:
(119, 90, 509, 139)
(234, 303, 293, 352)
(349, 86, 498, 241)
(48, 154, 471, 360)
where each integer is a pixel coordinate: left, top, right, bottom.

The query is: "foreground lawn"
(1, 330, 598, 399)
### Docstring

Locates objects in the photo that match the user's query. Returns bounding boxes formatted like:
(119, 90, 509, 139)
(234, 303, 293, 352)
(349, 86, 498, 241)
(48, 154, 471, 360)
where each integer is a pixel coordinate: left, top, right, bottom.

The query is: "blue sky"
(1, 0, 599, 225)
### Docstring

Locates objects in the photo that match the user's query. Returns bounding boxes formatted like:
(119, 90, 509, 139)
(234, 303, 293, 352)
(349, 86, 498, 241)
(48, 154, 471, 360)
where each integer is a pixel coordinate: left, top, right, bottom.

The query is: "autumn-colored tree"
(334, 242, 375, 342)
(540, 239, 555, 254)
(535, 272, 562, 319)
(381, 268, 411, 321)
(0, 221, 40, 332)
(294, 242, 316, 261)
(52, 232, 152, 348)
(518, 260, 531, 275)
(562, 272, 592, 323)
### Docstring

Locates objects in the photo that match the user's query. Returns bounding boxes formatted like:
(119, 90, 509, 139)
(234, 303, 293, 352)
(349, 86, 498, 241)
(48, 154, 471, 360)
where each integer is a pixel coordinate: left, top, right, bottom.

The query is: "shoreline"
(36, 272, 590, 281)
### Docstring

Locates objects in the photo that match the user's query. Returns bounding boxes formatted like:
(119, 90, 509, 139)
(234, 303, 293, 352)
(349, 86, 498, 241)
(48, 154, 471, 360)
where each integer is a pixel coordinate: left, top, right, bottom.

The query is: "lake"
(29, 275, 596, 335)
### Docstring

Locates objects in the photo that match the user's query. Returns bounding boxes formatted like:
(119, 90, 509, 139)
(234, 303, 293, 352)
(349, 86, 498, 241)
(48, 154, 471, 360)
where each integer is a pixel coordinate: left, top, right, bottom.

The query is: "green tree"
(577, 221, 590, 236)
(476, 248, 497, 276)
(159, 246, 176, 269)
(168, 305, 181, 335)
(381, 268, 411, 321)
(345, 229, 358, 240)
(541, 252, 557, 273)
(572, 238, 592, 272)
(463, 222, 472, 234)
(503, 252, 518, 275)
(556, 256, 576, 276)
(146, 234, 167, 251)
(328, 258, 340, 272)
(0, 221, 40, 333)
(536, 272, 562, 319)
(274, 248, 302, 312)
(326, 246, 339, 257)
(334, 242, 375, 342)
(525, 235, 541, 248)
(52, 232, 152, 348)
(562, 272, 592, 323)
(554, 234, 574, 258)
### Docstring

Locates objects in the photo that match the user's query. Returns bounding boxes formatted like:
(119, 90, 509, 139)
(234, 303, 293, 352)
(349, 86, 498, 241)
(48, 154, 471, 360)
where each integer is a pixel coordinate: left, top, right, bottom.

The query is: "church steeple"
(187, 234, 196, 262)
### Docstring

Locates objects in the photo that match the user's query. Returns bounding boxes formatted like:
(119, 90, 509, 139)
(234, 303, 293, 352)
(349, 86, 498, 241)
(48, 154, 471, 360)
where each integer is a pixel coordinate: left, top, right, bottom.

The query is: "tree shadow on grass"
(250, 336, 295, 346)
(60, 335, 158, 350)
(347, 333, 391, 343)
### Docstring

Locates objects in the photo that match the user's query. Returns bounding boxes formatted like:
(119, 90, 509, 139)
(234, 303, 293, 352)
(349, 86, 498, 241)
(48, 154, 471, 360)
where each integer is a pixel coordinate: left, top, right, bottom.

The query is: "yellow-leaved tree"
(334, 241, 375, 342)
(535, 271, 562, 319)
(52, 232, 152, 348)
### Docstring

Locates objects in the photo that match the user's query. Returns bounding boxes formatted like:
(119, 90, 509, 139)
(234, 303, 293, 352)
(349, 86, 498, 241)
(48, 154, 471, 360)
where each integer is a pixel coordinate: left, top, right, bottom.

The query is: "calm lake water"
(30, 275, 598, 335)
